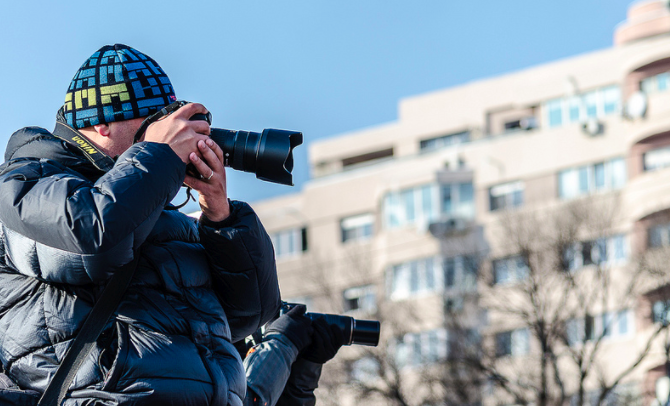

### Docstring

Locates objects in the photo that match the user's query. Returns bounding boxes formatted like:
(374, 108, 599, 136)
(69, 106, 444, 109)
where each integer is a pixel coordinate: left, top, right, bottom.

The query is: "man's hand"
(184, 139, 230, 222)
(264, 305, 314, 352)
(300, 318, 344, 364)
(142, 102, 230, 221)
(144, 103, 211, 163)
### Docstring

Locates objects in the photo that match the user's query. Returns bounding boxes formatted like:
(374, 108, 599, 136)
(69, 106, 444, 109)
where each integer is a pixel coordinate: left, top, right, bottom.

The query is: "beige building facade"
(250, 1, 670, 404)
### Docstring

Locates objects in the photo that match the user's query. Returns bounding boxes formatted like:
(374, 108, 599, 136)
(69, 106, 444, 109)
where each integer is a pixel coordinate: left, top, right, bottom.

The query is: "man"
(0, 43, 336, 406)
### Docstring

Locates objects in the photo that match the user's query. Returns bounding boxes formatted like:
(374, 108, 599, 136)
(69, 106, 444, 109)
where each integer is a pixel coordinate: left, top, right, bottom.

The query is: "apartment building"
(250, 1, 670, 404)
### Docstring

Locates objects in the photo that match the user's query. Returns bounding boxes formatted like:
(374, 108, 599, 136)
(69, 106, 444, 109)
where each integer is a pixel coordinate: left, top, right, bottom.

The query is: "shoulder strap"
(52, 121, 116, 173)
(37, 252, 142, 406)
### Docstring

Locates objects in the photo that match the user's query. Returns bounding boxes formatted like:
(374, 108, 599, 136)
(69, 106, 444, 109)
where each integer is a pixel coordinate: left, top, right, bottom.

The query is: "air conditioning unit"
(581, 118, 603, 136)
(519, 116, 538, 131)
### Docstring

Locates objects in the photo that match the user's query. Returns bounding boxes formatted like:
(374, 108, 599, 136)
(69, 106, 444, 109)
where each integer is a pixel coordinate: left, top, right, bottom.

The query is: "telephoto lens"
(209, 128, 303, 186)
(189, 112, 302, 186)
(281, 302, 381, 347)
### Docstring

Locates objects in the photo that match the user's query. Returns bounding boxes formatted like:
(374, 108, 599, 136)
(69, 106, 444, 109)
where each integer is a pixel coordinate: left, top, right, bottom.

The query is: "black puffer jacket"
(0, 127, 281, 405)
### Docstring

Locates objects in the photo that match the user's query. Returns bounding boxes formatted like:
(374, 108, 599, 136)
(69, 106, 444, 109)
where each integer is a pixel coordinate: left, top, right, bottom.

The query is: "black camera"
(281, 302, 380, 347)
(189, 111, 302, 186)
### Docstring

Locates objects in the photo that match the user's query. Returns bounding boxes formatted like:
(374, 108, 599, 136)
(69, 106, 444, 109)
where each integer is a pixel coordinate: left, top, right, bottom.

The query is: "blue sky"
(0, 0, 633, 211)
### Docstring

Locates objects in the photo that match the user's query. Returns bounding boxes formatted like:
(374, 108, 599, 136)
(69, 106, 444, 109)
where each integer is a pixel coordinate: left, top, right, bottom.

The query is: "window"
(567, 310, 633, 345)
(546, 99, 563, 128)
(341, 148, 393, 169)
(394, 329, 448, 367)
(420, 131, 470, 152)
(388, 257, 442, 300)
(383, 183, 474, 230)
(653, 300, 670, 325)
(649, 222, 670, 248)
(495, 328, 529, 357)
(341, 213, 373, 243)
(343, 285, 376, 313)
(489, 181, 524, 211)
(562, 234, 627, 271)
(558, 158, 626, 199)
(542, 85, 621, 128)
(270, 227, 307, 259)
(444, 255, 478, 292)
(644, 145, 670, 171)
(492, 255, 529, 285)
(641, 71, 670, 94)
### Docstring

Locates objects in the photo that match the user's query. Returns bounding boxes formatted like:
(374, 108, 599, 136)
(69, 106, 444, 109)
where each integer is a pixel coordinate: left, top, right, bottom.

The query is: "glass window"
(489, 181, 524, 211)
(389, 257, 442, 300)
(659, 72, 670, 91)
(270, 227, 306, 259)
(384, 183, 473, 230)
(493, 255, 529, 285)
(642, 71, 670, 94)
(601, 86, 620, 115)
(419, 131, 470, 153)
(341, 213, 374, 243)
(343, 285, 376, 313)
(649, 222, 670, 248)
(441, 185, 452, 214)
(496, 328, 529, 357)
(568, 97, 582, 123)
(563, 235, 627, 271)
(543, 85, 620, 128)
(584, 91, 599, 118)
(395, 330, 447, 367)
(653, 300, 670, 325)
(644, 145, 670, 171)
(617, 310, 629, 335)
(444, 256, 478, 292)
(545, 99, 563, 128)
(558, 158, 626, 200)
(444, 258, 455, 287)
(421, 185, 435, 221)
(594, 162, 605, 190)
(611, 158, 627, 189)
(402, 189, 415, 222)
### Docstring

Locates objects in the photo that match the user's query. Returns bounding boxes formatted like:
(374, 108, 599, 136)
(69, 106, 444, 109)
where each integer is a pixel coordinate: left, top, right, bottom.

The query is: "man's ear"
(93, 123, 111, 137)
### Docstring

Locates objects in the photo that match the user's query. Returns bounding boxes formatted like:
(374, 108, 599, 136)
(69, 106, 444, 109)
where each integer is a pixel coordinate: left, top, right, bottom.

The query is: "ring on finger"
(206, 169, 214, 180)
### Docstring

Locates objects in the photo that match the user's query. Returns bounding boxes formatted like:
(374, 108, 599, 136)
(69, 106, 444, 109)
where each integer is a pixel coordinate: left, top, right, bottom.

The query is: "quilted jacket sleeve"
(199, 200, 281, 342)
(0, 142, 185, 285)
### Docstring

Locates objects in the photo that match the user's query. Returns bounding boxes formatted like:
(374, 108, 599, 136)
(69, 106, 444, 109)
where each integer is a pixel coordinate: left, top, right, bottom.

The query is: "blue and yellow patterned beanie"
(63, 44, 177, 129)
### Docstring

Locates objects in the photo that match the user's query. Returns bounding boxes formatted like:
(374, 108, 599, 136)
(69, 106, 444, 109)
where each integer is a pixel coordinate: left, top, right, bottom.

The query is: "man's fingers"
(189, 120, 210, 136)
(199, 140, 223, 170)
(188, 151, 213, 179)
(205, 139, 224, 163)
(184, 174, 206, 190)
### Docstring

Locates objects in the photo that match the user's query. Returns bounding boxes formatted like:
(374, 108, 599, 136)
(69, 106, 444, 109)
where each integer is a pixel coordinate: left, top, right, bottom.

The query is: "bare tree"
(470, 195, 669, 406)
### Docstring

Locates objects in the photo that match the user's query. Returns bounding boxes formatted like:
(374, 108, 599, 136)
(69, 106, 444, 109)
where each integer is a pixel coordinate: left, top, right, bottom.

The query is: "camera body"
(281, 302, 380, 347)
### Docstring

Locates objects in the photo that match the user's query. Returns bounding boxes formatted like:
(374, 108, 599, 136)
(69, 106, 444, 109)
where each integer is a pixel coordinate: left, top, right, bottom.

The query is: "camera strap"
(53, 121, 115, 173)
(132, 100, 190, 143)
(37, 250, 142, 406)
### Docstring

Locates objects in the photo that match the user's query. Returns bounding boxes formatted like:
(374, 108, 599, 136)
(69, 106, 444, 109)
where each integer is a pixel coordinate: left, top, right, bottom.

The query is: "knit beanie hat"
(63, 44, 177, 129)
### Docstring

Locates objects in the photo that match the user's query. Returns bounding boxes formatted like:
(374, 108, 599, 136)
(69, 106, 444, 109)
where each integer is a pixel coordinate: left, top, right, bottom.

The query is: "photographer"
(241, 305, 344, 406)
(0, 44, 282, 405)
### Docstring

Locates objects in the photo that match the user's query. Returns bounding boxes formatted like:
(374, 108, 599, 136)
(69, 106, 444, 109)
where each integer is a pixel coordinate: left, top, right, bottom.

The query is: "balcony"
(622, 165, 670, 221)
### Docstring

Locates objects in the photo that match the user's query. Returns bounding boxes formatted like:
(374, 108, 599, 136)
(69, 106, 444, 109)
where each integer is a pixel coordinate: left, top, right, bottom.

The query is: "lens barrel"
(209, 128, 303, 186)
(305, 313, 380, 347)
(280, 302, 381, 347)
